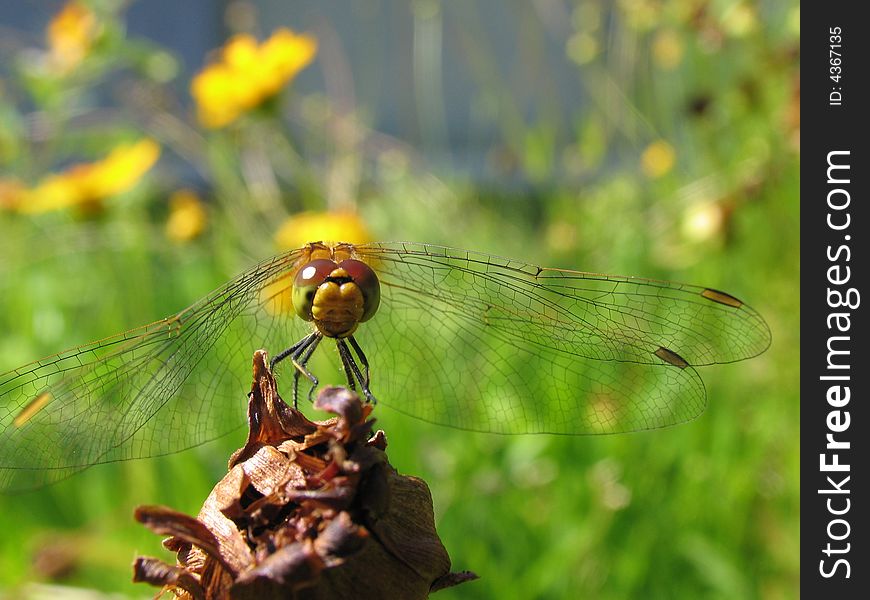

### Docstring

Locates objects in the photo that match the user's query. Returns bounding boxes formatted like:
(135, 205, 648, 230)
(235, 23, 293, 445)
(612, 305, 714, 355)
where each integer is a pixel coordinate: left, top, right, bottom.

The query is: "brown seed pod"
(133, 350, 476, 599)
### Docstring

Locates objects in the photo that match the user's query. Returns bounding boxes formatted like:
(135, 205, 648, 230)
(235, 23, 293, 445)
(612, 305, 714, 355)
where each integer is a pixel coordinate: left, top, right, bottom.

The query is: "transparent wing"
(352, 242, 770, 434)
(0, 250, 311, 491)
(0, 241, 771, 491)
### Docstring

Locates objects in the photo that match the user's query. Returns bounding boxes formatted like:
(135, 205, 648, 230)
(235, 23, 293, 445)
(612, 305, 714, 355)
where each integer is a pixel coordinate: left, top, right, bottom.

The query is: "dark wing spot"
(655, 347, 690, 369)
(13, 392, 52, 428)
(701, 288, 743, 308)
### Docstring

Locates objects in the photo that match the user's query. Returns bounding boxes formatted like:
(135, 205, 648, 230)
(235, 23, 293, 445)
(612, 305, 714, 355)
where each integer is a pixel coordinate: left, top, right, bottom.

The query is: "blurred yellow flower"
(652, 30, 684, 70)
(191, 28, 317, 128)
(545, 221, 579, 253)
(721, 2, 758, 38)
(47, 1, 100, 74)
(274, 210, 371, 250)
(619, 0, 658, 32)
(640, 140, 676, 179)
(166, 189, 208, 242)
(0, 178, 26, 211)
(17, 139, 161, 214)
(566, 33, 599, 65)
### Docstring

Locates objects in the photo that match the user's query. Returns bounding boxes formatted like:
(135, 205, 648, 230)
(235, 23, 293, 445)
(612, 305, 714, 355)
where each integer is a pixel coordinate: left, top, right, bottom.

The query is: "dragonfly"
(0, 242, 770, 491)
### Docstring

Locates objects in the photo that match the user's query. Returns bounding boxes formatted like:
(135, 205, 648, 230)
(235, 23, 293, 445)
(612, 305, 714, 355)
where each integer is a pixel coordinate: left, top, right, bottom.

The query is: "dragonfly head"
(292, 258, 381, 338)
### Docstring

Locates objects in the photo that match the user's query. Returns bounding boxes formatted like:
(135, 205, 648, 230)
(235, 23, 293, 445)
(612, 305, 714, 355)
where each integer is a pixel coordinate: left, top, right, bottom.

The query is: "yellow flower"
(166, 189, 208, 242)
(640, 140, 676, 179)
(721, 2, 758, 38)
(191, 28, 317, 129)
(47, 1, 100, 74)
(274, 210, 371, 250)
(652, 30, 683, 70)
(18, 139, 161, 214)
(565, 33, 599, 66)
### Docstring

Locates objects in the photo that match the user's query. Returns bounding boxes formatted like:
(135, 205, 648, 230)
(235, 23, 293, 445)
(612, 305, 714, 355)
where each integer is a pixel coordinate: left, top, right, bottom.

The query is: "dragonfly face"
(291, 258, 381, 338)
(0, 241, 771, 491)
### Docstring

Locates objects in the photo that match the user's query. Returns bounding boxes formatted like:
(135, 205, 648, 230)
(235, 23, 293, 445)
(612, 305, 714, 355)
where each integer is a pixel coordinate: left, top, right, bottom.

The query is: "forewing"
(0, 250, 309, 491)
(353, 242, 770, 434)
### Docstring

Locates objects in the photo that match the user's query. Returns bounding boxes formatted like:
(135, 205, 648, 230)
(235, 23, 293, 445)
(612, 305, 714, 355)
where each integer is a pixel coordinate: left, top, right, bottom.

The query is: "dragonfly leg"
(336, 339, 358, 392)
(271, 332, 318, 370)
(347, 335, 377, 404)
(272, 332, 321, 408)
(292, 335, 322, 405)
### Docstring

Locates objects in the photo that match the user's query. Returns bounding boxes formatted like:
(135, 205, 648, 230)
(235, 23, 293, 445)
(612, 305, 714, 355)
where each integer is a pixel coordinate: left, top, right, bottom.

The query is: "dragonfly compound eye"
(292, 259, 338, 321)
(340, 259, 381, 322)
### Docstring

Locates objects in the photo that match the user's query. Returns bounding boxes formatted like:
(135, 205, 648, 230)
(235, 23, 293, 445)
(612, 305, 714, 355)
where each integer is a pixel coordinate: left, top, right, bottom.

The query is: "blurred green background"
(0, 1, 798, 598)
